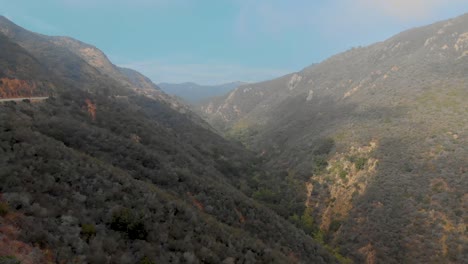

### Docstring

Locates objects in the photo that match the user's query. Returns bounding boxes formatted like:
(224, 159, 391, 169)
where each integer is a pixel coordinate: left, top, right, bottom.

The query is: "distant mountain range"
(159, 81, 246, 103)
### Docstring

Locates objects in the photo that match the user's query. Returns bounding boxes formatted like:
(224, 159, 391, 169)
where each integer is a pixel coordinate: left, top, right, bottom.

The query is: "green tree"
(300, 208, 316, 234)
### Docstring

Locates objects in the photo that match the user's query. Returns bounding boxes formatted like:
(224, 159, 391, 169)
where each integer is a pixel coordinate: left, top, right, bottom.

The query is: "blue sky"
(1, 0, 468, 84)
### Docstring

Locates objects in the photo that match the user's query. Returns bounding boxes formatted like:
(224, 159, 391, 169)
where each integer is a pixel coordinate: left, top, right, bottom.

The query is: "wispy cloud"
(233, 0, 468, 39)
(234, 1, 319, 38)
(120, 61, 292, 85)
(59, 0, 181, 8)
(353, 0, 465, 21)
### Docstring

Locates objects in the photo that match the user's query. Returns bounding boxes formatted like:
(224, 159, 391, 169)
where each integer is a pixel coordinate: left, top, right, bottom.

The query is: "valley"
(159, 82, 245, 104)
(0, 16, 336, 264)
(0, 9, 466, 264)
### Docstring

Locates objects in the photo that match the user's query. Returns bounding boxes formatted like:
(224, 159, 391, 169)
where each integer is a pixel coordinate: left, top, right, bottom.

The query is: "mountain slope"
(0, 16, 129, 97)
(0, 32, 55, 98)
(0, 17, 335, 263)
(159, 81, 245, 104)
(0, 16, 185, 108)
(201, 14, 468, 263)
(118, 66, 161, 91)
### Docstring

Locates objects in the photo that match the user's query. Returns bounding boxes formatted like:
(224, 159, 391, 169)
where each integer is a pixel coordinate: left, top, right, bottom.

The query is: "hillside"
(159, 82, 245, 104)
(0, 17, 335, 263)
(0, 32, 55, 98)
(200, 14, 468, 263)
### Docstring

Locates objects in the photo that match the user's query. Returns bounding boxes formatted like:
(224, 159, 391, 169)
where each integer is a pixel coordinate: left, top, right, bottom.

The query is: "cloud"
(353, 0, 464, 21)
(59, 0, 180, 8)
(120, 61, 292, 85)
(234, 0, 319, 38)
(233, 0, 468, 39)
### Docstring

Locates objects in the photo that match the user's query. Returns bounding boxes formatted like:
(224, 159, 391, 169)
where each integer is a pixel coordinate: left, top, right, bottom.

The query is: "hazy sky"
(1, 0, 468, 84)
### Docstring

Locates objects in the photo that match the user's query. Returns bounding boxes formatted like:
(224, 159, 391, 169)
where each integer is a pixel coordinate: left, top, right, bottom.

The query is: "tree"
(109, 208, 148, 240)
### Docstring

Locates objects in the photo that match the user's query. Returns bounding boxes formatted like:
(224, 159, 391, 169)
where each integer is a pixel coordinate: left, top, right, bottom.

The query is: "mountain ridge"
(200, 13, 468, 263)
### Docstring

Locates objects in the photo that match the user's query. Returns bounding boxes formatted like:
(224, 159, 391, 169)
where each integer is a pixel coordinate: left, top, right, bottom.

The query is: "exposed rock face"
(0, 78, 38, 98)
(84, 98, 97, 121)
(288, 74, 303, 90)
(306, 140, 379, 232)
(50, 37, 112, 71)
(200, 13, 468, 263)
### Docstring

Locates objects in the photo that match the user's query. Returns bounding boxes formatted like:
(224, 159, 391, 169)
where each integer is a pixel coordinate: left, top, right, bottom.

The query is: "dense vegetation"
(0, 16, 336, 263)
(0, 92, 338, 263)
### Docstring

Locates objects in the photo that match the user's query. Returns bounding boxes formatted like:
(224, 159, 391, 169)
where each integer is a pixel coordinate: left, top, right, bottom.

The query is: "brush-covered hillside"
(200, 14, 468, 264)
(0, 16, 335, 264)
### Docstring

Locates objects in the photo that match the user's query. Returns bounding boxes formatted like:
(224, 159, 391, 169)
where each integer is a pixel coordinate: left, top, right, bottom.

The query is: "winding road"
(0, 97, 49, 103)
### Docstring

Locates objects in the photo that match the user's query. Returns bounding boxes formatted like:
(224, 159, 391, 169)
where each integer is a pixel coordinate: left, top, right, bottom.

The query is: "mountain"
(200, 14, 468, 263)
(0, 32, 54, 98)
(0, 17, 335, 263)
(159, 81, 245, 104)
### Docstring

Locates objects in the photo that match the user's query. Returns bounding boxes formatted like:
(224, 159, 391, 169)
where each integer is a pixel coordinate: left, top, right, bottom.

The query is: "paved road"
(0, 97, 49, 103)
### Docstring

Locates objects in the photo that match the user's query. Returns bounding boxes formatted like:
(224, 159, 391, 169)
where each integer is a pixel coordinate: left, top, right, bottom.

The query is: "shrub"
(349, 156, 367, 170)
(313, 156, 328, 174)
(0, 256, 21, 264)
(355, 158, 367, 170)
(139, 256, 156, 264)
(329, 220, 342, 233)
(252, 188, 277, 203)
(313, 230, 325, 244)
(300, 209, 316, 234)
(339, 170, 347, 180)
(110, 208, 148, 240)
(81, 224, 96, 242)
(0, 202, 9, 217)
